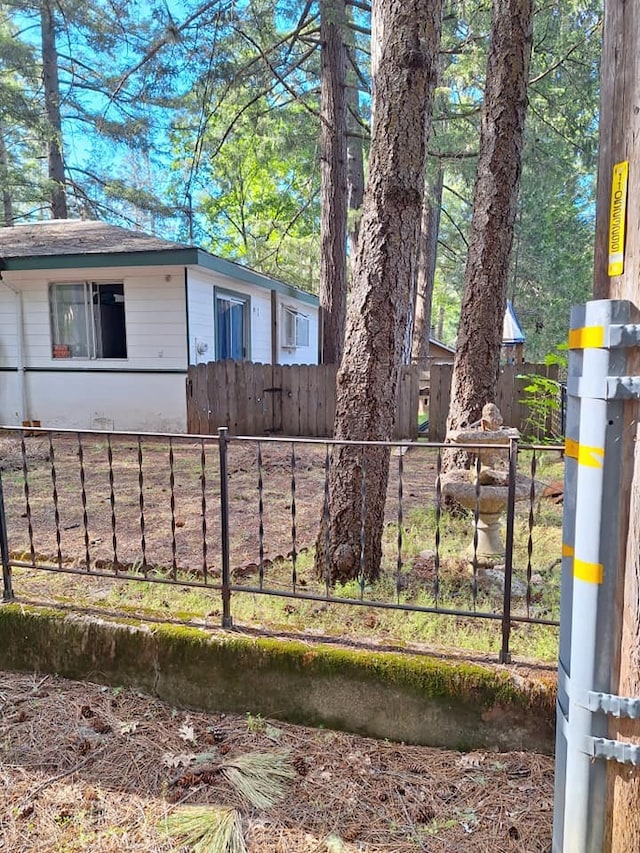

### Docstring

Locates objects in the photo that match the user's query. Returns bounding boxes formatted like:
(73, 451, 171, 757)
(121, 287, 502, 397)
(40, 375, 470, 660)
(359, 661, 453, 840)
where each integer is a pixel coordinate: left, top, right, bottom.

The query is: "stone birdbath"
(440, 404, 529, 564)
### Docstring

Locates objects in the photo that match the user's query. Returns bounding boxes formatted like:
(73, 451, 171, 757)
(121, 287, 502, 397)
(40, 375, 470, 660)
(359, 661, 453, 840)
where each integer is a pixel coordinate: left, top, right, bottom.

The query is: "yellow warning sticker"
(568, 325, 605, 349)
(574, 558, 603, 584)
(608, 161, 629, 276)
(562, 543, 574, 558)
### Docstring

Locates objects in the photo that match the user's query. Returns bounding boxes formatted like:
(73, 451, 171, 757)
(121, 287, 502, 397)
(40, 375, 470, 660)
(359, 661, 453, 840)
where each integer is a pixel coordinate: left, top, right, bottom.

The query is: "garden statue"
(441, 404, 529, 564)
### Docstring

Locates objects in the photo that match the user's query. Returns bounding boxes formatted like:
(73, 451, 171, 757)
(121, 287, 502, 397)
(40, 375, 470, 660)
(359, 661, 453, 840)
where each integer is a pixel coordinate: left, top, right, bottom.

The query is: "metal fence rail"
(0, 426, 564, 662)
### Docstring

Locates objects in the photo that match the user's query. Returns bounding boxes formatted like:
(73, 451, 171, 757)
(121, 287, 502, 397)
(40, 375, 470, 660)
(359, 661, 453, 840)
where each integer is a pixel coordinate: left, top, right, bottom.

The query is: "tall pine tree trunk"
(315, 0, 442, 584)
(0, 121, 13, 226)
(346, 52, 364, 275)
(319, 0, 348, 364)
(41, 0, 68, 219)
(411, 163, 444, 366)
(445, 0, 533, 448)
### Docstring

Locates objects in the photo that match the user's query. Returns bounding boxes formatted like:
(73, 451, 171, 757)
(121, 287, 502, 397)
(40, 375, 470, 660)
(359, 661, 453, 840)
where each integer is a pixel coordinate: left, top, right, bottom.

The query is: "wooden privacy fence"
(187, 361, 420, 439)
(428, 361, 561, 441)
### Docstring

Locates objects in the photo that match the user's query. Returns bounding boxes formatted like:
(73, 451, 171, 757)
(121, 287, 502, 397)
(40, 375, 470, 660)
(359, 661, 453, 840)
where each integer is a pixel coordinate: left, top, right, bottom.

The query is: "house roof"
(0, 219, 318, 306)
(503, 299, 526, 344)
(0, 219, 190, 257)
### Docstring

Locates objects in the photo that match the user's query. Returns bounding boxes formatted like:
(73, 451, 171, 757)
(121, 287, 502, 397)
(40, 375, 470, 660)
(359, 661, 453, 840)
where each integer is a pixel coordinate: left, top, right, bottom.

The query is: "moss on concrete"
(0, 603, 555, 753)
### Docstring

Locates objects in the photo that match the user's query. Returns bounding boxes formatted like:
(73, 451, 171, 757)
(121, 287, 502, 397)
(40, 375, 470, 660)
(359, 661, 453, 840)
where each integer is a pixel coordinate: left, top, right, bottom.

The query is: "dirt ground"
(0, 432, 558, 585)
(0, 671, 554, 853)
(0, 433, 440, 578)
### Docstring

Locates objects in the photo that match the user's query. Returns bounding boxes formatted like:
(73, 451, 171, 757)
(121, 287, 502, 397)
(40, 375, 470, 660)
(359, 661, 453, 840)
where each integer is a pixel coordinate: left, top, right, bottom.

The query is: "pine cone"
(292, 755, 308, 776)
(413, 803, 436, 824)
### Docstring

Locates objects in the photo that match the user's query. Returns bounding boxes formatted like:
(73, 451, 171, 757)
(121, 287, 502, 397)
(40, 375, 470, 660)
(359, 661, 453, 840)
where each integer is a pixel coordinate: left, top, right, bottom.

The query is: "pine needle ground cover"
(0, 671, 553, 852)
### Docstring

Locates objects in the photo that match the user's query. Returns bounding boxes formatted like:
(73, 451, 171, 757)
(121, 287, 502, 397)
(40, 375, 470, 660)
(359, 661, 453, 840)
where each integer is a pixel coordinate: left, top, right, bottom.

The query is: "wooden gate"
(186, 361, 419, 439)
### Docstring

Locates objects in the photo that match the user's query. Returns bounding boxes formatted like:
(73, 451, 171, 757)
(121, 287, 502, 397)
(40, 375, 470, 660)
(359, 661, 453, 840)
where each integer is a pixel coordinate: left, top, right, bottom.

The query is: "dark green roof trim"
(3, 247, 319, 307)
(2, 248, 198, 272)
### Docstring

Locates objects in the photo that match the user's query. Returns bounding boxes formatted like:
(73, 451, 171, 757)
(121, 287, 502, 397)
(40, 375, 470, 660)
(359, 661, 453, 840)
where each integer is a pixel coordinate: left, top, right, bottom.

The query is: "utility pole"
(592, 2, 640, 849)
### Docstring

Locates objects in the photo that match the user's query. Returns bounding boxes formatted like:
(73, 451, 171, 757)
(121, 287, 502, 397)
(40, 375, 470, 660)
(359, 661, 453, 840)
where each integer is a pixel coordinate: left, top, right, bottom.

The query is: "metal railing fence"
(0, 426, 564, 663)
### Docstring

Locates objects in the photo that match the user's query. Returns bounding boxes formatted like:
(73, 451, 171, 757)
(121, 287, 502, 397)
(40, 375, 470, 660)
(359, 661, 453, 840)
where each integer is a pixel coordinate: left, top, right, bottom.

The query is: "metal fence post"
(0, 470, 13, 602)
(218, 426, 233, 628)
(500, 437, 519, 664)
(553, 299, 640, 852)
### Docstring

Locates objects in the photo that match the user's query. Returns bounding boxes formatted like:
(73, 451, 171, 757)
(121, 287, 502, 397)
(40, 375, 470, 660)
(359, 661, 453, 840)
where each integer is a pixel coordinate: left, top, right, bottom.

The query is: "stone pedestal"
(466, 511, 505, 564)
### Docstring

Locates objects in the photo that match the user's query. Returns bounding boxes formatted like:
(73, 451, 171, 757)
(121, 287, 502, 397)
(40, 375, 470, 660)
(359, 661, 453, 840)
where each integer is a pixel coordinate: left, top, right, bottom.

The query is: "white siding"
(0, 266, 189, 430)
(0, 286, 18, 366)
(187, 267, 272, 364)
(4, 266, 188, 371)
(0, 371, 21, 424)
(186, 268, 318, 366)
(187, 277, 215, 364)
(24, 371, 187, 432)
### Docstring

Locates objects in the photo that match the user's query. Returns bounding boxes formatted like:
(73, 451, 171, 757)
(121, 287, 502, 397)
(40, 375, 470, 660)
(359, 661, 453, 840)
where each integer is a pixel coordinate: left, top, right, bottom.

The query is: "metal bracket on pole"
(589, 737, 640, 767)
(586, 690, 640, 719)
(566, 374, 640, 400)
(607, 323, 640, 347)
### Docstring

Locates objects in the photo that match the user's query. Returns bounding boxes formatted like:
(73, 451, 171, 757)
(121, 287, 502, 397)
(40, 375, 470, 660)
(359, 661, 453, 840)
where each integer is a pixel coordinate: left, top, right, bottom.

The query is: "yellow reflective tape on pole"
(562, 544, 574, 558)
(568, 326, 605, 349)
(565, 438, 579, 458)
(574, 558, 603, 584)
(564, 439, 604, 468)
(608, 160, 629, 276)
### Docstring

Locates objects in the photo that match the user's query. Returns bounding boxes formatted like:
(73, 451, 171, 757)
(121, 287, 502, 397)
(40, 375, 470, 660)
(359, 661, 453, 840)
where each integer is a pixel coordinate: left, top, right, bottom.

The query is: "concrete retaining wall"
(0, 604, 555, 753)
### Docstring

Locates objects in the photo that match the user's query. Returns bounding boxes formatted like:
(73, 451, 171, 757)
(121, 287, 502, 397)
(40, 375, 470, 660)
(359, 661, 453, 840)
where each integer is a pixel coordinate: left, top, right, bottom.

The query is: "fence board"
(234, 361, 248, 435)
(316, 365, 337, 436)
(299, 366, 309, 436)
(186, 361, 419, 438)
(428, 362, 562, 441)
(281, 365, 299, 436)
(242, 360, 258, 436)
(497, 363, 516, 426)
(428, 363, 453, 441)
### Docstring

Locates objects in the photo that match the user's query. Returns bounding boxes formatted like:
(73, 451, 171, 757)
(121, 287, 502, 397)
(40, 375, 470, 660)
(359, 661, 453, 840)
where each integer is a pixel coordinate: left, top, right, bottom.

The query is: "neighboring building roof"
(503, 299, 526, 344)
(0, 219, 318, 306)
(426, 337, 456, 363)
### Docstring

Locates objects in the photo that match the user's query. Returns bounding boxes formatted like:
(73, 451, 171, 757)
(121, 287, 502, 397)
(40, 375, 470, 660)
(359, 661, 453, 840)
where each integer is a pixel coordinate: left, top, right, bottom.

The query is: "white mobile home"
(0, 220, 319, 432)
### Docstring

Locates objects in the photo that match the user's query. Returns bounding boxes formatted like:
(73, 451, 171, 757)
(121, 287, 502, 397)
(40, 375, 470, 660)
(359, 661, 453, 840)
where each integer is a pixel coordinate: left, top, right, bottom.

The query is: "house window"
(50, 282, 127, 359)
(215, 290, 249, 360)
(281, 306, 310, 349)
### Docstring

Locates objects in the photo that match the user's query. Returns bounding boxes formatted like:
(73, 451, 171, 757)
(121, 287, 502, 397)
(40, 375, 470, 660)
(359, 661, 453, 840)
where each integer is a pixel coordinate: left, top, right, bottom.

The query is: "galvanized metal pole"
(552, 305, 581, 852)
(553, 299, 640, 852)
(0, 470, 14, 602)
(218, 426, 233, 628)
(500, 436, 519, 664)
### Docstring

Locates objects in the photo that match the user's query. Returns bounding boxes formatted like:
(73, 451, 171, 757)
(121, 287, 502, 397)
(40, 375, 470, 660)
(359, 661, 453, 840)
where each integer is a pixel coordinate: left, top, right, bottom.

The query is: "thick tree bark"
(411, 163, 444, 366)
(594, 2, 640, 848)
(318, 0, 348, 364)
(0, 122, 13, 226)
(315, 0, 442, 584)
(445, 0, 533, 449)
(346, 53, 364, 275)
(41, 0, 68, 219)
